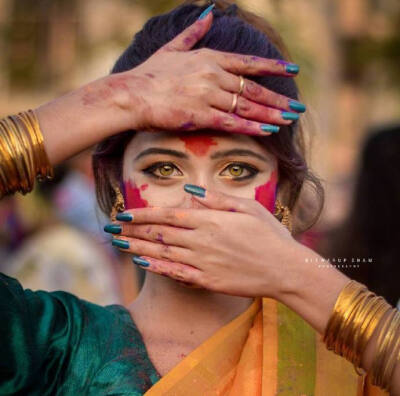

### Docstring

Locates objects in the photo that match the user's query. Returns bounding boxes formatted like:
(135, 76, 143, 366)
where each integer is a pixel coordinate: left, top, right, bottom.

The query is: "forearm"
(35, 73, 136, 165)
(277, 243, 400, 394)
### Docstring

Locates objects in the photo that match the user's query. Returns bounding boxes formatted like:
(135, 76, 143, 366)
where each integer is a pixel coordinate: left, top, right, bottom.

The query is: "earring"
(110, 185, 125, 221)
(274, 199, 293, 234)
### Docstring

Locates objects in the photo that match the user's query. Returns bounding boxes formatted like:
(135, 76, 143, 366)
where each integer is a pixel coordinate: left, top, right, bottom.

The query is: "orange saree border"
(144, 296, 389, 396)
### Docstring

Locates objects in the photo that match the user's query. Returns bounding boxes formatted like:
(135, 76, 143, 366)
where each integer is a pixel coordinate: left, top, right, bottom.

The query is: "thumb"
(159, 4, 214, 52)
(183, 184, 266, 217)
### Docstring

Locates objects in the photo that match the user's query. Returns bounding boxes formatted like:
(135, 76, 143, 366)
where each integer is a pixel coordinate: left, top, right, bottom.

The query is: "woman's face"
(122, 131, 278, 212)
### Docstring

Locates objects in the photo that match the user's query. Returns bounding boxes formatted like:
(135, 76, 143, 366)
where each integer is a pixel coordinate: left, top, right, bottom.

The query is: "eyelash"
(141, 161, 259, 181)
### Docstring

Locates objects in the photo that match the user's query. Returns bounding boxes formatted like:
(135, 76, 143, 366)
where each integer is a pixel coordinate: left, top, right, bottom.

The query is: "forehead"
(124, 131, 275, 161)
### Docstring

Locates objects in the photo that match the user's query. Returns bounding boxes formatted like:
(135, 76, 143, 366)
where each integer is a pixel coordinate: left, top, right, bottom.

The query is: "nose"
(180, 176, 213, 209)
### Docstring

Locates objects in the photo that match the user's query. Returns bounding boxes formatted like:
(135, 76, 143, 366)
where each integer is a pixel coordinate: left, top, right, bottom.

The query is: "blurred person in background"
(319, 123, 400, 309)
(0, 1, 399, 395)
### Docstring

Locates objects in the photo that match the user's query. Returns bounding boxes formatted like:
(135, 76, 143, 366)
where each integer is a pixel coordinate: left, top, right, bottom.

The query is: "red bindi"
(123, 180, 148, 208)
(180, 135, 217, 156)
(254, 169, 278, 213)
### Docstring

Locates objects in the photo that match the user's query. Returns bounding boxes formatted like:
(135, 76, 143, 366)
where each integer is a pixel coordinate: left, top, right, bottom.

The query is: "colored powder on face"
(123, 180, 148, 208)
(254, 169, 278, 213)
(139, 183, 148, 191)
(179, 135, 217, 156)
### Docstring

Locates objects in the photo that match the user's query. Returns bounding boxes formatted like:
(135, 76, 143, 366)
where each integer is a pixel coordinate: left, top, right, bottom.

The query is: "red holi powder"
(123, 180, 148, 208)
(180, 135, 217, 156)
(255, 169, 278, 213)
(139, 183, 148, 191)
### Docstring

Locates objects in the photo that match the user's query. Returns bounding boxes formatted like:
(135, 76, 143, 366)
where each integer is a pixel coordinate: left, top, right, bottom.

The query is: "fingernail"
(281, 111, 300, 121)
(289, 100, 306, 113)
(132, 255, 150, 267)
(285, 63, 300, 74)
(184, 184, 206, 198)
(260, 124, 280, 133)
(198, 4, 215, 20)
(104, 224, 122, 234)
(112, 239, 130, 249)
(116, 212, 133, 222)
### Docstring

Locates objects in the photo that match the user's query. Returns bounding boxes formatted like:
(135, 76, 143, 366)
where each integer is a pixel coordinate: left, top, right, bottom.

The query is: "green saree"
(0, 273, 160, 395)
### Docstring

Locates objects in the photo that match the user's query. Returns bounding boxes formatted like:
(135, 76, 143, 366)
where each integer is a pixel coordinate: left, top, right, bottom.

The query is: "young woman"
(1, 1, 399, 395)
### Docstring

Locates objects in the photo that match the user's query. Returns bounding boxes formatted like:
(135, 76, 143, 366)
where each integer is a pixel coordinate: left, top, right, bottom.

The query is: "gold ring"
(229, 93, 239, 113)
(238, 75, 245, 95)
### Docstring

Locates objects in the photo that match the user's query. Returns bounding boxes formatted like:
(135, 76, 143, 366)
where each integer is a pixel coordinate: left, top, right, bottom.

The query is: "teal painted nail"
(116, 212, 133, 222)
(112, 239, 130, 249)
(198, 4, 215, 20)
(260, 124, 280, 133)
(104, 224, 122, 234)
(184, 184, 206, 198)
(132, 255, 150, 267)
(281, 111, 300, 121)
(289, 100, 306, 113)
(285, 63, 300, 74)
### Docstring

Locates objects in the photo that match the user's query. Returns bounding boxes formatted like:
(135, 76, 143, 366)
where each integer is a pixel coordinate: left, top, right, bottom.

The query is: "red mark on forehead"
(255, 169, 278, 213)
(180, 135, 217, 156)
(123, 180, 148, 209)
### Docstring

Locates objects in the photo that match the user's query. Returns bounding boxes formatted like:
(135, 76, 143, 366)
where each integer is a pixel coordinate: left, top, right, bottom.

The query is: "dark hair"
(93, 0, 324, 235)
(321, 124, 400, 306)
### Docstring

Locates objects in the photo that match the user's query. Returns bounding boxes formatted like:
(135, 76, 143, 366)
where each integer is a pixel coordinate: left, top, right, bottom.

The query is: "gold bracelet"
(371, 308, 400, 390)
(0, 109, 53, 197)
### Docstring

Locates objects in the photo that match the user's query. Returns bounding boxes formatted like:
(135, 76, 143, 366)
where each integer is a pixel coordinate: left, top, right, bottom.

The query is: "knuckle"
(245, 80, 262, 97)
(236, 97, 252, 114)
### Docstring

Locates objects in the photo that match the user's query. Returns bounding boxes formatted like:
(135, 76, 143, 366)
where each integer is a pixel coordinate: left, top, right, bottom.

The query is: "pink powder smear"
(123, 180, 148, 208)
(254, 169, 278, 213)
(180, 135, 217, 156)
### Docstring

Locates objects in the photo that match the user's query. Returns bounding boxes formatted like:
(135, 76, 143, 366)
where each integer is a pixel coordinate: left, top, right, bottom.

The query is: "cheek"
(254, 169, 278, 213)
(122, 180, 148, 209)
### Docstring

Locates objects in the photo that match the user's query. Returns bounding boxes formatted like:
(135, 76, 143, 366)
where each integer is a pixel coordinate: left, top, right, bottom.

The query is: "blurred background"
(0, 0, 399, 307)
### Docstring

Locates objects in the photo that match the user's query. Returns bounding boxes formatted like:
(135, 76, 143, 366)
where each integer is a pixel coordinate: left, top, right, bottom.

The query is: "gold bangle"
(0, 109, 53, 197)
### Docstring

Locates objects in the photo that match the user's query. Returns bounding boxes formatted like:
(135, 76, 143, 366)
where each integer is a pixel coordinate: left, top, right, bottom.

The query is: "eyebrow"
(134, 148, 189, 161)
(210, 149, 269, 163)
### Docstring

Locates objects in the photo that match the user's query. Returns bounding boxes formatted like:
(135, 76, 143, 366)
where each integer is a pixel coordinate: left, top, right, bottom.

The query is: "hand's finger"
(158, 4, 214, 52)
(214, 52, 300, 76)
(217, 72, 306, 113)
(119, 223, 195, 249)
(111, 236, 195, 265)
(182, 184, 267, 217)
(134, 255, 204, 285)
(209, 90, 296, 126)
(204, 108, 281, 136)
(115, 207, 202, 228)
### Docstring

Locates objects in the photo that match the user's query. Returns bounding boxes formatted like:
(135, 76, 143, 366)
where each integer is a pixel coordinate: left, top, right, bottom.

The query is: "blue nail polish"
(260, 124, 280, 133)
(132, 255, 150, 267)
(104, 224, 122, 234)
(281, 111, 300, 121)
(285, 63, 300, 74)
(116, 212, 133, 222)
(184, 184, 206, 198)
(112, 239, 130, 249)
(197, 4, 215, 20)
(289, 100, 306, 113)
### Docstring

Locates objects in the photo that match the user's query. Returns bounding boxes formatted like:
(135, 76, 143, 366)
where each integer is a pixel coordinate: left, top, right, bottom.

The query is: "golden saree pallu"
(0, 109, 53, 197)
(323, 279, 400, 393)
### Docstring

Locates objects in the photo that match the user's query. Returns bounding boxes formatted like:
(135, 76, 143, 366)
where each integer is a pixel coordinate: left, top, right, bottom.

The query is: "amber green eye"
(142, 162, 183, 179)
(159, 164, 174, 176)
(219, 162, 259, 181)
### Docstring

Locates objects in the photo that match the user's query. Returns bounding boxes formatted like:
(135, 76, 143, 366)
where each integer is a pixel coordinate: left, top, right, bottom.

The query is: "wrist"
(274, 241, 350, 334)
(102, 71, 149, 132)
